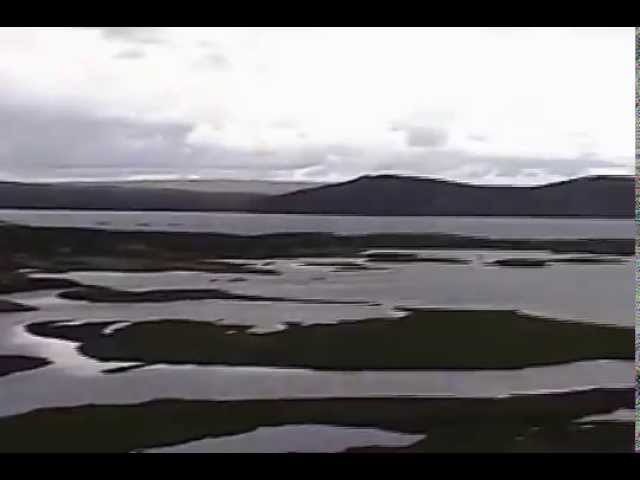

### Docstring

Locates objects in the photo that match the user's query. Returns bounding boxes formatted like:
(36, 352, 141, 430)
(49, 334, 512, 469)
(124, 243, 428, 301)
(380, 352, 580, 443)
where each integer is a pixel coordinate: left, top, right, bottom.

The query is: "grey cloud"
(467, 134, 488, 142)
(0, 104, 192, 179)
(324, 144, 362, 157)
(0, 101, 630, 184)
(391, 123, 448, 148)
(371, 149, 628, 183)
(196, 53, 231, 70)
(113, 48, 146, 60)
(0, 102, 322, 181)
(80, 27, 166, 45)
(407, 128, 448, 148)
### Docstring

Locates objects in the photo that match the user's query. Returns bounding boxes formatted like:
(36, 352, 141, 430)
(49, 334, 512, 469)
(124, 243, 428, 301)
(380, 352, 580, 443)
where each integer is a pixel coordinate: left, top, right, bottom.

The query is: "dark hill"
(0, 182, 268, 212)
(0, 175, 634, 217)
(257, 175, 634, 217)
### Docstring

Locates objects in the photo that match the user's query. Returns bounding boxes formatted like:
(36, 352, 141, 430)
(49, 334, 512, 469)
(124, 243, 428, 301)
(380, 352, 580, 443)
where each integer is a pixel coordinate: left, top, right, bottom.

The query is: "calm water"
(0, 214, 635, 452)
(141, 426, 423, 453)
(5, 251, 634, 328)
(0, 209, 635, 238)
(0, 253, 633, 420)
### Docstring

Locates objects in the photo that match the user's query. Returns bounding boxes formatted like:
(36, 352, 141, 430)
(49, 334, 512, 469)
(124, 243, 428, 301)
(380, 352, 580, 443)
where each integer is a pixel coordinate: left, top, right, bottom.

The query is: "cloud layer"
(0, 27, 633, 184)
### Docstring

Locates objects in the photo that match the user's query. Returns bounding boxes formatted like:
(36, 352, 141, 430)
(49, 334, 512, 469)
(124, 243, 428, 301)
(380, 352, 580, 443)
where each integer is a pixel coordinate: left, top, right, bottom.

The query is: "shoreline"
(0, 207, 635, 219)
(0, 225, 634, 268)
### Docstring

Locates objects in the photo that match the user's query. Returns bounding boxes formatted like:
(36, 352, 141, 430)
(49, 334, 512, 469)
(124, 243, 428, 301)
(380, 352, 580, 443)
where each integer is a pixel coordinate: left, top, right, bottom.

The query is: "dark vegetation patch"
(57, 285, 373, 306)
(0, 355, 51, 378)
(332, 265, 387, 272)
(365, 252, 470, 264)
(0, 388, 633, 452)
(487, 259, 549, 268)
(487, 256, 628, 268)
(300, 261, 367, 268)
(552, 257, 626, 264)
(26, 309, 633, 371)
(344, 421, 634, 453)
(0, 299, 37, 313)
(0, 225, 633, 271)
(0, 271, 80, 294)
(298, 261, 387, 272)
(3, 255, 280, 276)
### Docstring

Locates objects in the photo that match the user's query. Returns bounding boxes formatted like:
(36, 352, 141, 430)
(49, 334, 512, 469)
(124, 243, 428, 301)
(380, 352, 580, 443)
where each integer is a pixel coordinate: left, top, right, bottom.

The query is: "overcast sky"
(0, 27, 634, 184)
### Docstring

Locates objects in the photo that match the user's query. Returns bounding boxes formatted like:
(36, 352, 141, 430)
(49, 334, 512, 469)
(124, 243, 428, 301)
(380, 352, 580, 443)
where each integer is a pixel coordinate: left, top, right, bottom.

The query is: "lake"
(0, 209, 635, 238)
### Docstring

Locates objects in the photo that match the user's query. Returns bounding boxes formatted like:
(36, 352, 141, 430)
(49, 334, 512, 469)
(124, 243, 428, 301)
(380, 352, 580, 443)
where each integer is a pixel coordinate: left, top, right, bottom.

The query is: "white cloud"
(0, 27, 633, 184)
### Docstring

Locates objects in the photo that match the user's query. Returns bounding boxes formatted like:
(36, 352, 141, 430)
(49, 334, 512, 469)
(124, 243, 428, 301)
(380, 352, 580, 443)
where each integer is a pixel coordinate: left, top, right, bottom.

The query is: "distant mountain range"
(71, 179, 324, 195)
(0, 175, 634, 218)
(254, 175, 635, 218)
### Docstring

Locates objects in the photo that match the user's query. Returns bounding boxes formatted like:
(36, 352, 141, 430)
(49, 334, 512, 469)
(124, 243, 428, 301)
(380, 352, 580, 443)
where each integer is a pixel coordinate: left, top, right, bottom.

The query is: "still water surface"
(0, 209, 634, 238)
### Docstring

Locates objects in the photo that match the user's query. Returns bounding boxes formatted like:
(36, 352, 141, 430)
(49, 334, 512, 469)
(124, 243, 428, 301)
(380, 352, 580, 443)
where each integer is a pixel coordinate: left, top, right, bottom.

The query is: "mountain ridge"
(0, 174, 634, 218)
(257, 174, 634, 217)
